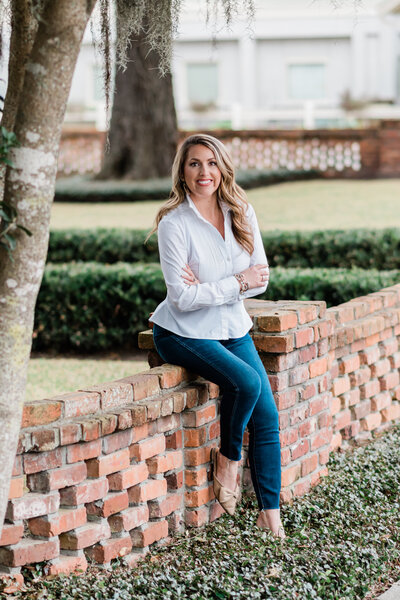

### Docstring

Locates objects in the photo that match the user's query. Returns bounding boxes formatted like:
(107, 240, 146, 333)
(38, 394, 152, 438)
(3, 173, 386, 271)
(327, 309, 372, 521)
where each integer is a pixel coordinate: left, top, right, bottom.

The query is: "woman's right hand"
(240, 264, 269, 289)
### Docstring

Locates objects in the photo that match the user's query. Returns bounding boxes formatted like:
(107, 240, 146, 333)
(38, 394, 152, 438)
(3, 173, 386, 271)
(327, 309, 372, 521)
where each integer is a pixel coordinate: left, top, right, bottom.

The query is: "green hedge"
(54, 169, 320, 202)
(48, 227, 400, 270)
(33, 263, 400, 352)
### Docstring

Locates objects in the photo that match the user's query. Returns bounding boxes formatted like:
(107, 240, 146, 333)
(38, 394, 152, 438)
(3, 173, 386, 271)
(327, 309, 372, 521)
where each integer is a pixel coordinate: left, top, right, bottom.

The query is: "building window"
(287, 63, 326, 100)
(187, 63, 218, 109)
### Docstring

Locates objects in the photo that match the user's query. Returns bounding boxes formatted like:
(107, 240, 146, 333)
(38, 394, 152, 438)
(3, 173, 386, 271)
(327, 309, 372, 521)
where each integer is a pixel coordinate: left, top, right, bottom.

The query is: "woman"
(147, 134, 285, 538)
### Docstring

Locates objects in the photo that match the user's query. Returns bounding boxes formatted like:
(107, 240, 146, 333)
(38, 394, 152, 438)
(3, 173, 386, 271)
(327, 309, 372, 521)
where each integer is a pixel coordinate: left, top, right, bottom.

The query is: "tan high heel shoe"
(211, 447, 241, 516)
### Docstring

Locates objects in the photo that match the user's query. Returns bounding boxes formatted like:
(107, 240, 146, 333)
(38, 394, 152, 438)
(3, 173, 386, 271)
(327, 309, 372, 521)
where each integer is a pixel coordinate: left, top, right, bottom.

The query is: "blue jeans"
(152, 323, 282, 510)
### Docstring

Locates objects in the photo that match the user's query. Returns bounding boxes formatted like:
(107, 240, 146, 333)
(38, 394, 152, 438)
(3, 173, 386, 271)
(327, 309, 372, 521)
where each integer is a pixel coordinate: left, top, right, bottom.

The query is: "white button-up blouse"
(149, 194, 269, 339)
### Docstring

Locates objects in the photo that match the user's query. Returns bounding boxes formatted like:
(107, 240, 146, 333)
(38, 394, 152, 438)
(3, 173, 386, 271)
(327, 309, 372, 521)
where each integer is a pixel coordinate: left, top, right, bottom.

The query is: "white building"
(2, 0, 400, 130)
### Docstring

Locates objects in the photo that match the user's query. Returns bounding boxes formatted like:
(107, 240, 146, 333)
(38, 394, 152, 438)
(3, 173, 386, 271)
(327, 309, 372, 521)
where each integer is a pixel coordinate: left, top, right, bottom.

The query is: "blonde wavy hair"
(145, 134, 254, 255)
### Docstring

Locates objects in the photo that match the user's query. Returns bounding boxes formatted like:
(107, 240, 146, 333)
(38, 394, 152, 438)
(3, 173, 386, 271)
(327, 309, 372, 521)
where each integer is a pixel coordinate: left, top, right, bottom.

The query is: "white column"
(238, 33, 257, 128)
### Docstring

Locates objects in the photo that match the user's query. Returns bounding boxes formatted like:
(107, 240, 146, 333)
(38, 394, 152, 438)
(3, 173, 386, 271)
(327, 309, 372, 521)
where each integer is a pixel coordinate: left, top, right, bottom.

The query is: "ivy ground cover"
(9, 424, 400, 600)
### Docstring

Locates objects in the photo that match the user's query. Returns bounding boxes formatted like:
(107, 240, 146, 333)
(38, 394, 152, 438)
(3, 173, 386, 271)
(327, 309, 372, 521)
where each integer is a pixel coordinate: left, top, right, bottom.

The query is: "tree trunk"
(0, 0, 96, 537)
(97, 9, 178, 180)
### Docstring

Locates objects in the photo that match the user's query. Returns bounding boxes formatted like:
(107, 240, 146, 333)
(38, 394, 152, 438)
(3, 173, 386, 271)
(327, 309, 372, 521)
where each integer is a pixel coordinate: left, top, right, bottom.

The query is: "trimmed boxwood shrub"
(54, 169, 320, 202)
(48, 227, 400, 270)
(33, 263, 400, 352)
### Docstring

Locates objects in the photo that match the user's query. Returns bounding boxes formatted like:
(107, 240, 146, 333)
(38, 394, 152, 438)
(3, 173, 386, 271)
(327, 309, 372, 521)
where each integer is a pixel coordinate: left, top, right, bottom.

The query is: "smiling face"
(183, 144, 222, 202)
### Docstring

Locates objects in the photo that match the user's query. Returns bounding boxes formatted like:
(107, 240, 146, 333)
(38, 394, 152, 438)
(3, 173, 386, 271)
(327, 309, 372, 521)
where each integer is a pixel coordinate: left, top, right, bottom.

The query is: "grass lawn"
(27, 353, 148, 401)
(9, 424, 400, 600)
(50, 178, 400, 231)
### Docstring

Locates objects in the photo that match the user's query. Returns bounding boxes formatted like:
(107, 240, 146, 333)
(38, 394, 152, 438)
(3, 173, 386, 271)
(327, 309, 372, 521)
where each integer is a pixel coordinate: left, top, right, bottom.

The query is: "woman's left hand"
(182, 263, 199, 286)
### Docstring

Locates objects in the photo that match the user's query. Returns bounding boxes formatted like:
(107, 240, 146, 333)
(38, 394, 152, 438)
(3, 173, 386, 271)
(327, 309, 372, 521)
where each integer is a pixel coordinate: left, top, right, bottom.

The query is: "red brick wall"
(1, 284, 400, 583)
(58, 121, 400, 178)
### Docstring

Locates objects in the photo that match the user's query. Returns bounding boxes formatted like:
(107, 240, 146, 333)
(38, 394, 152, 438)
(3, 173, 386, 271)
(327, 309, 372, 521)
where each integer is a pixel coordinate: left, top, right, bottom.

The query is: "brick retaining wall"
(58, 120, 400, 178)
(1, 284, 400, 584)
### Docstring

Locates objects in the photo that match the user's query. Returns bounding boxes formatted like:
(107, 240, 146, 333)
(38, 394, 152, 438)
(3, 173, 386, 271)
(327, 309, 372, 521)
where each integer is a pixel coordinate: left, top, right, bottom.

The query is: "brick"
(208, 421, 220, 440)
(295, 327, 314, 348)
(120, 373, 160, 401)
(130, 435, 166, 462)
(131, 423, 149, 444)
(279, 427, 299, 448)
(361, 413, 382, 431)
(60, 520, 110, 550)
(389, 352, 400, 369)
(382, 404, 400, 422)
(253, 333, 294, 353)
(80, 419, 101, 442)
(47, 553, 87, 576)
(290, 440, 309, 461)
(6, 491, 59, 521)
(166, 470, 184, 490)
(60, 477, 108, 506)
(370, 358, 391, 378)
(81, 381, 133, 410)
(31, 428, 59, 452)
(349, 366, 371, 387)
(342, 421, 361, 440)
(166, 430, 183, 450)
(0, 537, 59, 567)
(360, 346, 380, 365)
(339, 354, 360, 374)
(341, 389, 361, 408)
(380, 337, 398, 357)
(299, 344, 318, 364)
(330, 396, 341, 416)
(274, 389, 297, 411)
(168, 511, 184, 534)
(380, 370, 400, 391)
(185, 485, 214, 508)
(67, 440, 101, 464)
(23, 448, 63, 475)
(289, 365, 309, 386)
(0, 523, 24, 547)
(60, 423, 82, 446)
(86, 490, 128, 518)
(311, 429, 332, 451)
(281, 463, 301, 487)
(8, 477, 24, 500)
(300, 382, 317, 401)
(268, 372, 289, 392)
(297, 305, 319, 324)
(257, 312, 298, 332)
(309, 393, 330, 416)
(185, 467, 208, 487)
(185, 507, 209, 527)
(147, 451, 182, 475)
(360, 379, 381, 399)
(182, 404, 216, 428)
(332, 376, 351, 397)
(301, 453, 318, 477)
(205, 382, 219, 399)
(28, 506, 87, 537)
(86, 448, 130, 478)
(333, 408, 352, 431)
(102, 429, 133, 455)
(161, 396, 174, 417)
(116, 409, 133, 430)
(157, 414, 180, 434)
(319, 447, 331, 465)
(86, 533, 133, 563)
(52, 391, 100, 418)
(99, 414, 118, 436)
(184, 445, 212, 467)
(131, 520, 169, 548)
(27, 462, 87, 493)
(290, 404, 309, 425)
(370, 391, 391, 412)
(109, 505, 149, 533)
(183, 427, 205, 448)
(131, 404, 147, 426)
(149, 494, 182, 518)
(107, 463, 148, 490)
(299, 418, 316, 438)
(330, 432, 342, 451)
(128, 478, 167, 504)
(22, 401, 62, 429)
(293, 479, 311, 498)
(149, 365, 188, 389)
(262, 351, 299, 372)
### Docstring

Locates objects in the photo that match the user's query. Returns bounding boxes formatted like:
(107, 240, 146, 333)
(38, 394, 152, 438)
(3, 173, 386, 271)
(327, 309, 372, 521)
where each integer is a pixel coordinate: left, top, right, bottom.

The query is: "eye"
(209, 161, 217, 166)
(189, 161, 199, 167)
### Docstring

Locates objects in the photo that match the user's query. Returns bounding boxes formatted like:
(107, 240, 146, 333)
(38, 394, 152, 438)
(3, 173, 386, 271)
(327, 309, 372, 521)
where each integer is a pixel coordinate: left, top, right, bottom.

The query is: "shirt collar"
(185, 193, 231, 221)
